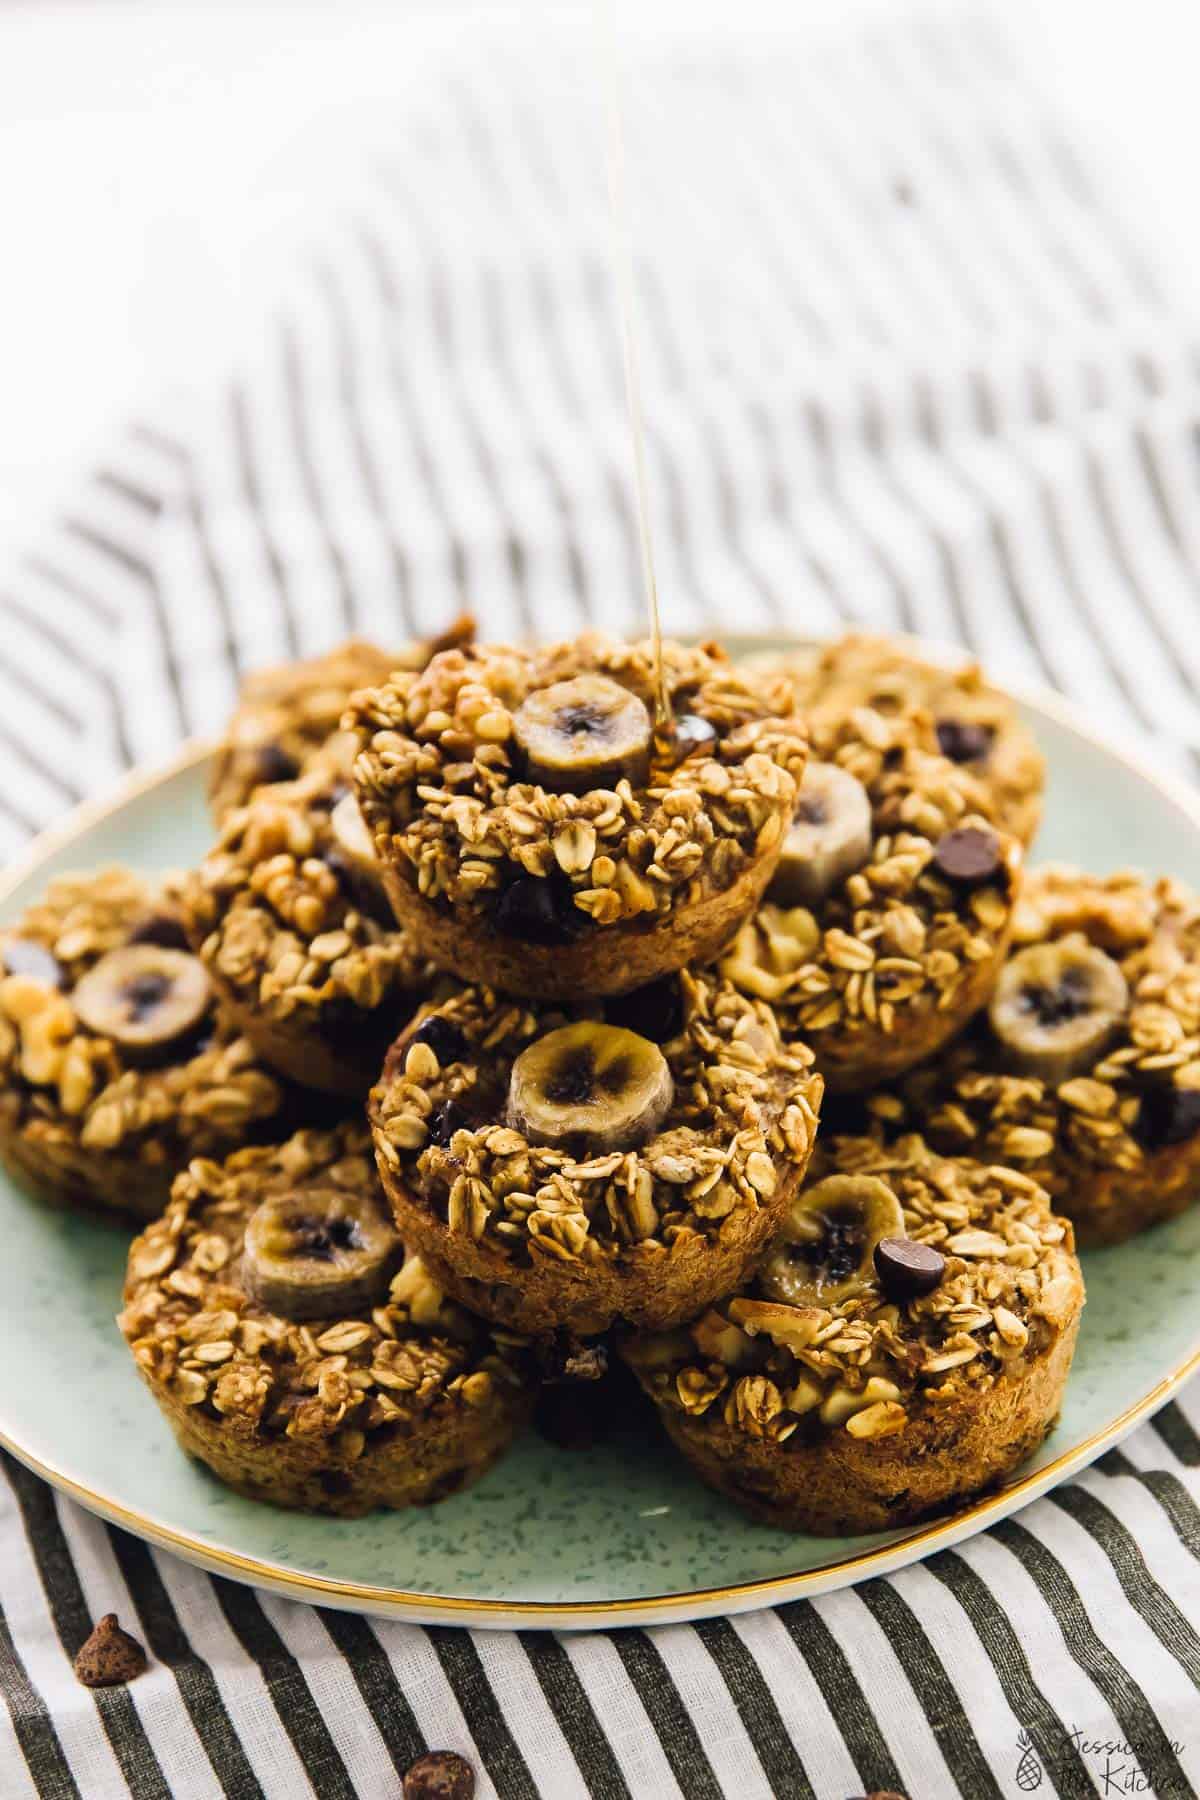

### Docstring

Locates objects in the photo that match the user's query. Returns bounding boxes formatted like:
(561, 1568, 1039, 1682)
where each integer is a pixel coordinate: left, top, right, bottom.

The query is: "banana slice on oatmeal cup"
(367, 971, 823, 1337)
(623, 1135, 1083, 1535)
(119, 1121, 536, 1517)
(343, 633, 808, 1001)
(865, 866, 1200, 1247)
(719, 704, 1023, 1092)
(0, 869, 286, 1221)
(760, 631, 1045, 847)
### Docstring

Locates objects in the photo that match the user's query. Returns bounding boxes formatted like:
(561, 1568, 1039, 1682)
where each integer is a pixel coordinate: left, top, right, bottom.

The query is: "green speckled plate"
(3, 636, 1200, 1630)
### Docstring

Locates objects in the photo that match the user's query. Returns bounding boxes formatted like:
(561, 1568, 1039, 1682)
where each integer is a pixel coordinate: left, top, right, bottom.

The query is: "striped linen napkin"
(2, 6, 1200, 1796)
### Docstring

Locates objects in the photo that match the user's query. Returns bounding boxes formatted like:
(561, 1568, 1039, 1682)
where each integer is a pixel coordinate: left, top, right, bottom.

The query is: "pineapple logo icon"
(1015, 1730, 1043, 1791)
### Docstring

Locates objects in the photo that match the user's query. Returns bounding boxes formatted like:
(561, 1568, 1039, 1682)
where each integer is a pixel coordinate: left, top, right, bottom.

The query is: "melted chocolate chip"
(126, 914, 191, 952)
(667, 712, 718, 763)
(935, 718, 995, 765)
(932, 825, 1003, 888)
(606, 974, 684, 1044)
(493, 872, 589, 946)
(255, 743, 300, 785)
(1135, 1084, 1200, 1151)
(428, 1100, 474, 1148)
(873, 1236, 945, 1301)
(1, 938, 64, 988)
(403, 1750, 475, 1800)
(412, 1015, 468, 1067)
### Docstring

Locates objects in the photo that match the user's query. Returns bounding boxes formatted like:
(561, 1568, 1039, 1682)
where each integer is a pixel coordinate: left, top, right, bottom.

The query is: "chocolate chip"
(126, 913, 191, 952)
(255, 743, 300, 785)
(403, 1750, 475, 1800)
(606, 975, 684, 1044)
(935, 718, 994, 765)
(1, 938, 64, 988)
(494, 872, 589, 945)
(932, 825, 1002, 888)
(412, 1015, 468, 1067)
(1135, 1084, 1200, 1151)
(428, 1100, 473, 1148)
(73, 1614, 147, 1688)
(666, 712, 718, 763)
(873, 1236, 945, 1301)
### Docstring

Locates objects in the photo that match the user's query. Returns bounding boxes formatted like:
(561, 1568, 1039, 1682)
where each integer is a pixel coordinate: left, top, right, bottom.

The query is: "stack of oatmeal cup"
(9, 622, 1196, 1535)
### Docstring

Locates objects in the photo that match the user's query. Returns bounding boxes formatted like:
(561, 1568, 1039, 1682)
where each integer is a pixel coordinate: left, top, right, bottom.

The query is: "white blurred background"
(0, 0, 1193, 563)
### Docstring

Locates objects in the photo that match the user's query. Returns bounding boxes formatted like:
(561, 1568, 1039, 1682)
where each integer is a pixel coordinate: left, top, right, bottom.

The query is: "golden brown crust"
(875, 866, 1200, 1245)
(369, 975, 823, 1335)
(656, 1312, 1078, 1533)
(720, 704, 1023, 1091)
(0, 869, 285, 1222)
(624, 1136, 1083, 1534)
(209, 621, 474, 820)
(182, 762, 435, 1097)
(770, 632, 1045, 846)
(119, 1122, 535, 1516)
(347, 634, 807, 999)
(378, 843, 779, 1002)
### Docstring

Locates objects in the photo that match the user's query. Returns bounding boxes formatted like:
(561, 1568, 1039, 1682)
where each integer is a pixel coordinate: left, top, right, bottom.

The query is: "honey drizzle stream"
(598, 0, 672, 747)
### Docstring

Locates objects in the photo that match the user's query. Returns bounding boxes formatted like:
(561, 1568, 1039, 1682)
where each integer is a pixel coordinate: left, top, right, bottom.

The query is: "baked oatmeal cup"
(209, 616, 474, 820)
(0, 869, 285, 1220)
(624, 1135, 1083, 1534)
(184, 760, 434, 1098)
(119, 1121, 535, 1516)
(368, 971, 823, 1336)
(867, 866, 1200, 1246)
(765, 632, 1044, 846)
(345, 634, 808, 999)
(718, 704, 1023, 1091)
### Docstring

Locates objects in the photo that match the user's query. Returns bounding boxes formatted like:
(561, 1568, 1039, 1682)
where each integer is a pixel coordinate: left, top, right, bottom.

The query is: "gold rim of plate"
(0, 634, 1197, 1625)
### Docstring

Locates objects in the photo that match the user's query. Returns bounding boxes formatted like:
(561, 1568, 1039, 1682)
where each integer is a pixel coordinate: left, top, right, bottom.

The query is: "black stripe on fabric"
(1048, 1485, 1200, 1686)
(105, 1528, 264, 1800)
(315, 1609, 425, 1777)
(0, 585, 132, 771)
(0, 719, 83, 805)
(1133, 425, 1190, 560)
(3, 1456, 172, 1800)
(210, 1575, 357, 1800)
(1150, 1402, 1200, 1467)
(855, 1580, 1002, 1799)
(130, 421, 190, 464)
(20, 556, 119, 629)
(95, 469, 163, 517)
(1083, 447, 1200, 699)
(775, 1600, 904, 1797)
(609, 1630, 723, 1800)
(280, 315, 357, 631)
(802, 398, 912, 634)
(742, 398, 850, 626)
(992, 1516, 1190, 1795)
(517, 1632, 631, 1800)
(230, 382, 299, 660)
(357, 227, 473, 608)
(0, 1601, 81, 1800)
(1099, 1452, 1200, 1563)
(0, 640, 84, 732)
(0, 789, 50, 840)
(183, 474, 243, 683)
(426, 1627, 538, 1800)
(925, 1547, 1093, 1795)
(313, 260, 415, 634)
(62, 513, 190, 739)
(692, 1617, 815, 1800)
